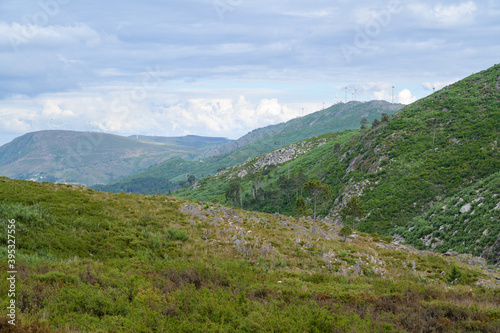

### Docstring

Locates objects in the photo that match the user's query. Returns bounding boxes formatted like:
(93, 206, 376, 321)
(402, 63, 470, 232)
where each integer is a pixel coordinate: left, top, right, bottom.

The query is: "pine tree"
(447, 266, 462, 285)
(341, 196, 365, 229)
(304, 179, 332, 236)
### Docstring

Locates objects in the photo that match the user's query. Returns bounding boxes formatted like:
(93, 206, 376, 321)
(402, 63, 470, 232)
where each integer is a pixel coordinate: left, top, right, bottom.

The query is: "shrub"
(166, 228, 189, 242)
(447, 266, 462, 285)
(339, 226, 352, 242)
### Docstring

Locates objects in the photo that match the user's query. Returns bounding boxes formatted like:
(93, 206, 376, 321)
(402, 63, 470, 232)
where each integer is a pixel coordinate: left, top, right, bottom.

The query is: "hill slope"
(395, 171, 500, 265)
(0, 177, 499, 332)
(174, 64, 500, 262)
(175, 130, 359, 208)
(330, 64, 500, 234)
(0, 131, 230, 186)
(96, 101, 402, 194)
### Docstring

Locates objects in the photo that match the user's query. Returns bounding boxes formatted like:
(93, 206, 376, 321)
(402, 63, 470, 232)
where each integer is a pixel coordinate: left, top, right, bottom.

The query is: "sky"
(0, 0, 499, 145)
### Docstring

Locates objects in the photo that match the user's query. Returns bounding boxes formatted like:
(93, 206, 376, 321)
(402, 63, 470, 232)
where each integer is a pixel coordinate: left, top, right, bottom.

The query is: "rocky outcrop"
(217, 138, 327, 179)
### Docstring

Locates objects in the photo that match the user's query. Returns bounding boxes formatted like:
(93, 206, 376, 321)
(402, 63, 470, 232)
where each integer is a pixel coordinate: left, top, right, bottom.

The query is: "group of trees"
(225, 173, 367, 236)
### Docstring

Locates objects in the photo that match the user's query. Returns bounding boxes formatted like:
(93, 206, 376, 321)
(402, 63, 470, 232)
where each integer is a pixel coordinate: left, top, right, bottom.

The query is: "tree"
(270, 189, 281, 214)
(371, 118, 380, 127)
(341, 195, 365, 229)
(381, 113, 390, 122)
(339, 225, 352, 242)
(293, 170, 308, 197)
(447, 266, 462, 285)
(360, 117, 368, 129)
(187, 174, 196, 186)
(304, 179, 332, 236)
(225, 179, 242, 207)
(277, 175, 294, 206)
(294, 196, 307, 223)
(334, 143, 341, 159)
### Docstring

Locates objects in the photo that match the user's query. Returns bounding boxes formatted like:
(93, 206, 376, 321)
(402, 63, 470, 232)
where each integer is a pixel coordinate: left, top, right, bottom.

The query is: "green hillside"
(1, 177, 499, 332)
(96, 101, 402, 195)
(395, 171, 500, 265)
(175, 130, 359, 211)
(174, 64, 500, 262)
(338, 64, 500, 234)
(93, 158, 211, 195)
(0, 131, 229, 186)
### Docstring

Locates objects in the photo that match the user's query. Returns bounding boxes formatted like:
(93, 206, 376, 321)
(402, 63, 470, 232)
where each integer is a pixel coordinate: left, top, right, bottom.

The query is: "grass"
(0, 177, 499, 332)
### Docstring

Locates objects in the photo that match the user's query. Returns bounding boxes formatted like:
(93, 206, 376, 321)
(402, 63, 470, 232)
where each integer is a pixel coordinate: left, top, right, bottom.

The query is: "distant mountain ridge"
(198, 100, 403, 160)
(0, 131, 231, 185)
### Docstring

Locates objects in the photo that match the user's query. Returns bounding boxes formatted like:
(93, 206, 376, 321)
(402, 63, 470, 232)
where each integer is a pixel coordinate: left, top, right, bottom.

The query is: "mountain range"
(0, 131, 231, 186)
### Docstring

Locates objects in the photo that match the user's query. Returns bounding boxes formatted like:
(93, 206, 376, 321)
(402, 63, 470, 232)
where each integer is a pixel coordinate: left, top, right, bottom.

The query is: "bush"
(339, 226, 352, 242)
(447, 266, 462, 285)
(166, 228, 189, 242)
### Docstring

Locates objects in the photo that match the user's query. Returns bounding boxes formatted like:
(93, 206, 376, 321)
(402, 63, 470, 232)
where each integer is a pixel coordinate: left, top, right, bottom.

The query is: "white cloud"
(397, 89, 417, 104)
(42, 100, 75, 117)
(0, 88, 306, 142)
(408, 1, 478, 26)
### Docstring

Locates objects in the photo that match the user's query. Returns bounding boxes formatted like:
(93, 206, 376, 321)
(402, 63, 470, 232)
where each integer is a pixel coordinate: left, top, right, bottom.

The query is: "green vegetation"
(339, 225, 352, 242)
(176, 130, 359, 216)
(341, 196, 366, 229)
(351, 65, 500, 234)
(1, 177, 499, 332)
(395, 171, 500, 264)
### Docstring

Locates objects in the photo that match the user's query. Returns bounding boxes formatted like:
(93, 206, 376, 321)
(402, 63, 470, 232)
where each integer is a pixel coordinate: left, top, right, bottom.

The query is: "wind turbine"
(345, 87, 348, 103)
(431, 84, 436, 93)
(354, 86, 358, 101)
(392, 86, 395, 104)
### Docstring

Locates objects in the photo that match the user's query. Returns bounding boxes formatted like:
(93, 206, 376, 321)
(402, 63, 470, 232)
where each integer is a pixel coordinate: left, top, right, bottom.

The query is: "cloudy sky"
(0, 0, 499, 145)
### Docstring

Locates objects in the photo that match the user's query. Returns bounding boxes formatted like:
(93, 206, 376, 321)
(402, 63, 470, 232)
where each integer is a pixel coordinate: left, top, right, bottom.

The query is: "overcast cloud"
(0, 0, 499, 145)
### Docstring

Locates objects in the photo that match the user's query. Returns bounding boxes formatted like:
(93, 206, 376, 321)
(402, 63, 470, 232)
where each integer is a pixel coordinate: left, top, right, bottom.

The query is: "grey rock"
(460, 203, 472, 214)
(444, 250, 458, 256)
(353, 260, 363, 275)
